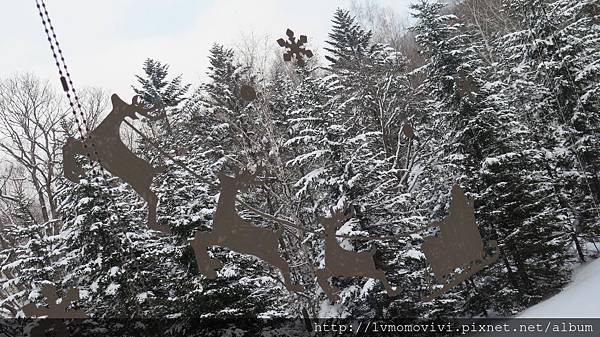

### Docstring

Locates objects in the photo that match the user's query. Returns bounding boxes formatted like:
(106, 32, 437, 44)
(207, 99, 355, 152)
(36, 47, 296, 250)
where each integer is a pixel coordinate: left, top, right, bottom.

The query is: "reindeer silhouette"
(191, 168, 304, 292)
(316, 208, 399, 303)
(62, 94, 169, 233)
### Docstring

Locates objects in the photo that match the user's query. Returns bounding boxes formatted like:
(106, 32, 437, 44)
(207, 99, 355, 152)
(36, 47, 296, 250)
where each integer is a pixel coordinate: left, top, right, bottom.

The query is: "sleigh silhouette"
(421, 185, 498, 301)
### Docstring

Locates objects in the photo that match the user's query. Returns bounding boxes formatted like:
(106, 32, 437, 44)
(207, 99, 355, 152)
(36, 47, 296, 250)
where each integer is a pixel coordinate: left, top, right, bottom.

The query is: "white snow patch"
(518, 258, 600, 318)
(257, 310, 286, 319)
(77, 197, 93, 206)
(483, 157, 500, 166)
(109, 267, 120, 277)
(136, 292, 149, 303)
(73, 215, 86, 226)
(28, 289, 41, 301)
(220, 265, 238, 278)
(360, 279, 376, 298)
(403, 249, 425, 260)
(319, 297, 347, 318)
(90, 280, 99, 292)
(410, 234, 423, 241)
(105, 283, 120, 295)
(79, 290, 89, 299)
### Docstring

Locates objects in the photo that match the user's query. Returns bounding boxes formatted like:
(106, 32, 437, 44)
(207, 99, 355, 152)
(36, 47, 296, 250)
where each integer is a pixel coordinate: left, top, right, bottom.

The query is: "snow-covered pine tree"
(487, 0, 598, 269)
(133, 58, 190, 108)
(410, 0, 575, 316)
(54, 173, 181, 317)
(0, 185, 58, 317)
(529, 0, 600, 246)
(275, 9, 431, 318)
(410, 0, 488, 316)
(149, 44, 289, 323)
(325, 8, 373, 67)
(132, 58, 190, 134)
(476, 151, 571, 315)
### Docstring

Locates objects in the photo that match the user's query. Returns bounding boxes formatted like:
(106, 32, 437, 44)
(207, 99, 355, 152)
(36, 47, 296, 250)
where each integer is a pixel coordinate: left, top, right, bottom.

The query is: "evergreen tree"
(150, 44, 288, 323)
(133, 58, 190, 134)
(410, 0, 576, 316)
(325, 8, 373, 66)
(531, 0, 600, 243)
(0, 185, 59, 316)
(133, 58, 190, 108)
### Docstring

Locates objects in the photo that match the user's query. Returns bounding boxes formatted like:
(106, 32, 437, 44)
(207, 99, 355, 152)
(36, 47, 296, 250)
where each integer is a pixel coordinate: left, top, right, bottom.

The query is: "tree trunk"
(0, 234, 8, 250)
(45, 163, 57, 220)
(302, 307, 313, 332)
(513, 252, 531, 290)
(31, 175, 49, 223)
(572, 233, 586, 263)
(500, 247, 519, 290)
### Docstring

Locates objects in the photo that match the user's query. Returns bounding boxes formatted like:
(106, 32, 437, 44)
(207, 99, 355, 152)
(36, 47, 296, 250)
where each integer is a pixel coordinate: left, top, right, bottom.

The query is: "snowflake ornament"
(277, 29, 314, 66)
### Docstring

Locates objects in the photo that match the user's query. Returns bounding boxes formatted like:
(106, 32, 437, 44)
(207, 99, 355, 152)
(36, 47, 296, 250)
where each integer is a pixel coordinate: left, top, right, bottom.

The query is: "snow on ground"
(518, 257, 600, 318)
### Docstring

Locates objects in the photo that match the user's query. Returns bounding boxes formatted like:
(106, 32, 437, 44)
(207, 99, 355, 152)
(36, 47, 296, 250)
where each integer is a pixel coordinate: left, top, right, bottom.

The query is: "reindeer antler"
(329, 202, 355, 222)
(236, 168, 258, 185)
(230, 165, 267, 186)
(130, 95, 165, 119)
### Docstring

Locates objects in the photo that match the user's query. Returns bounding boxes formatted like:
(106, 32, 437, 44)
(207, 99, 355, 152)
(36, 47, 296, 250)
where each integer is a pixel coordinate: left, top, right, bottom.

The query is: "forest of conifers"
(1, 0, 599, 332)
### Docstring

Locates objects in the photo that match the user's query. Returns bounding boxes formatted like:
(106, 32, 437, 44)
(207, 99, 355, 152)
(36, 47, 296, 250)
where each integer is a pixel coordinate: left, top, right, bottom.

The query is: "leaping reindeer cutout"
(316, 208, 399, 303)
(63, 94, 170, 233)
(191, 167, 304, 292)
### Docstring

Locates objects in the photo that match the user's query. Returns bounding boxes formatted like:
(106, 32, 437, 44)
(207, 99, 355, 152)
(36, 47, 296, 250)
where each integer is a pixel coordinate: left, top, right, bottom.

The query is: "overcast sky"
(0, 0, 414, 97)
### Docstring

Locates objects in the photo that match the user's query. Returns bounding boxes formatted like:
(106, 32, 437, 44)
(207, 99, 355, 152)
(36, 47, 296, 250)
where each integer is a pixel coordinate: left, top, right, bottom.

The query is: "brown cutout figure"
(456, 68, 477, 99)
(63, 94, 170, 234)
(191, 167, 304, 292)
(421, 185, 498, 301)
(22, 285, 87, 337)
(401, 123, 415, 140)
(316, 208, 399, 303)
(240, 85, 257, 101)
(277, 29, 314, 66)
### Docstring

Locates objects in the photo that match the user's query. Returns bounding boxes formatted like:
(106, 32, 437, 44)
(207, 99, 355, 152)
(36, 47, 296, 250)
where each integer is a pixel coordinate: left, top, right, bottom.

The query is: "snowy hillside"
(518, 258, 600, 318)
